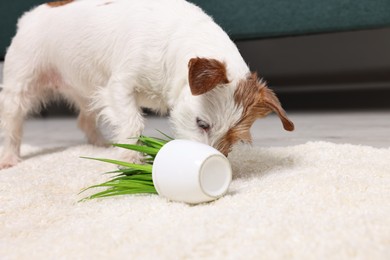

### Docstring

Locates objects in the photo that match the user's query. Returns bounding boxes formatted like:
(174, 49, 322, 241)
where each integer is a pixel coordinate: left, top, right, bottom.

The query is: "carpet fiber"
(1, 142, 389, 259)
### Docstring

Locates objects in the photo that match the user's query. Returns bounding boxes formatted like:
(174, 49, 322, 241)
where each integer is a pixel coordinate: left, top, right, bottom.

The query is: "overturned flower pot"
(81, 135, 232, 204)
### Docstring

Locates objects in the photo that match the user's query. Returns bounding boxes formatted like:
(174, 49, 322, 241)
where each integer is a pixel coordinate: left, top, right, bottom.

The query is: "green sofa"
(1, 0, 390, 57)
(191, 0, 390, 40)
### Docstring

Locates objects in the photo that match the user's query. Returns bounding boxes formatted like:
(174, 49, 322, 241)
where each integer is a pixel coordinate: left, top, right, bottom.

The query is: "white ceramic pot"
(152, 139, 232, 204)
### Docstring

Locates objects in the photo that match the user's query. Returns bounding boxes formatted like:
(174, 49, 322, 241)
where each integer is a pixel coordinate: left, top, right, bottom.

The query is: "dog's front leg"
(94, 75, 145, 163)
(113, 112, 145, 164)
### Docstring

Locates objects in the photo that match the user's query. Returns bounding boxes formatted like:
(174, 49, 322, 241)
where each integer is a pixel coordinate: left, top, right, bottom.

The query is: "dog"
(0, 0, 294, 169)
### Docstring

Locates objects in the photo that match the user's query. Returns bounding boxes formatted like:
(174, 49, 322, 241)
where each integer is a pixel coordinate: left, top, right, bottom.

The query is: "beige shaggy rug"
(1, 141, 389, 259)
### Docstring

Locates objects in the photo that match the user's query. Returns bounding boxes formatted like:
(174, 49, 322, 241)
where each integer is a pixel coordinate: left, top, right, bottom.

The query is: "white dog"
(0, 0, 294, 169)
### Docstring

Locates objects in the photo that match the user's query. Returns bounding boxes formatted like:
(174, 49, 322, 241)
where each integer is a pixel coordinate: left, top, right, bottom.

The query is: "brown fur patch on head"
(216, 73, 294, 156)
(47, 0, 74, 7)
(188, 58, 229, 96)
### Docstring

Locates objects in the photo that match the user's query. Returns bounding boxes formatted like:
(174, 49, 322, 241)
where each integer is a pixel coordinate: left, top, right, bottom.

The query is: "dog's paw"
(88, 136, 109, 147)
(0, 155, 21, 170)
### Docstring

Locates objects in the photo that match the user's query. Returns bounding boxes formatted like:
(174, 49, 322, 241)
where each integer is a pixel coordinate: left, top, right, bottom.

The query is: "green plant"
(80, 133, 172, 201)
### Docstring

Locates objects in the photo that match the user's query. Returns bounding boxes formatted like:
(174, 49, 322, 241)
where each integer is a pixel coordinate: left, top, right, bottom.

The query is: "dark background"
(237, 28, 390, 110)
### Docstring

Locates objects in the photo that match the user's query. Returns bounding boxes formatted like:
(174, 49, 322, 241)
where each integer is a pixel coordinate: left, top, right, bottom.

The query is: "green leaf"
(155, 130, 174, 140)
(81, 157, 153, 173)
(80, 132, 171, 201)
(104, 168, 144, 175)
(112, 174, 153, 181)
(84, 185, 157, 199)
(138, 136, 167, 148)
(112, 143, 159, 156)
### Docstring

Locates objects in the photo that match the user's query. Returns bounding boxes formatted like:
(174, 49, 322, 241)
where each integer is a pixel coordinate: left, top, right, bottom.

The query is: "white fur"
(0, 0, 250, 168)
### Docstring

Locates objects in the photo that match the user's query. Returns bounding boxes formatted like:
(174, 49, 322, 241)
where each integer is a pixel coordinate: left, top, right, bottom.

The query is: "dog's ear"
(260, 86, 295, 131)
(188, 57, 229, 95)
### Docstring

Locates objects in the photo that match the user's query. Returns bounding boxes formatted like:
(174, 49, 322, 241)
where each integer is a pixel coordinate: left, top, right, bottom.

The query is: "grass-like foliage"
(80, 133, 173, 201)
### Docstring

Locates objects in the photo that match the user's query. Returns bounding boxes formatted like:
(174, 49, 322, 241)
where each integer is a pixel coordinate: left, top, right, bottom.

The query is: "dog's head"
(170, 57, 294, 156)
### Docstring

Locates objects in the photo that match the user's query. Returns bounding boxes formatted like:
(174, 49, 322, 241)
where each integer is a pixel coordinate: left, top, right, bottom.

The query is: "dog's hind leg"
(0, 85, 39, 169)
(77, 109, 107, 147)
(0, 62, 48, 169)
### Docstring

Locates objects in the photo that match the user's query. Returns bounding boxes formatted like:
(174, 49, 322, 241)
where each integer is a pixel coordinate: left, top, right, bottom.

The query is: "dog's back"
(5, 0, 247, 105)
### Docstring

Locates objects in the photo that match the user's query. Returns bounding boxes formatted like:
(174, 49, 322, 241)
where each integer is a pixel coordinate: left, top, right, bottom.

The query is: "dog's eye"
(196, 118, 210, 132)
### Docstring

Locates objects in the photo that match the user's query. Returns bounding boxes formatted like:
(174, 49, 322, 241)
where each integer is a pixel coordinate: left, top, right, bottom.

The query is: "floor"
(1, 62, 389, 149)
(0, 111, 386, 150)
